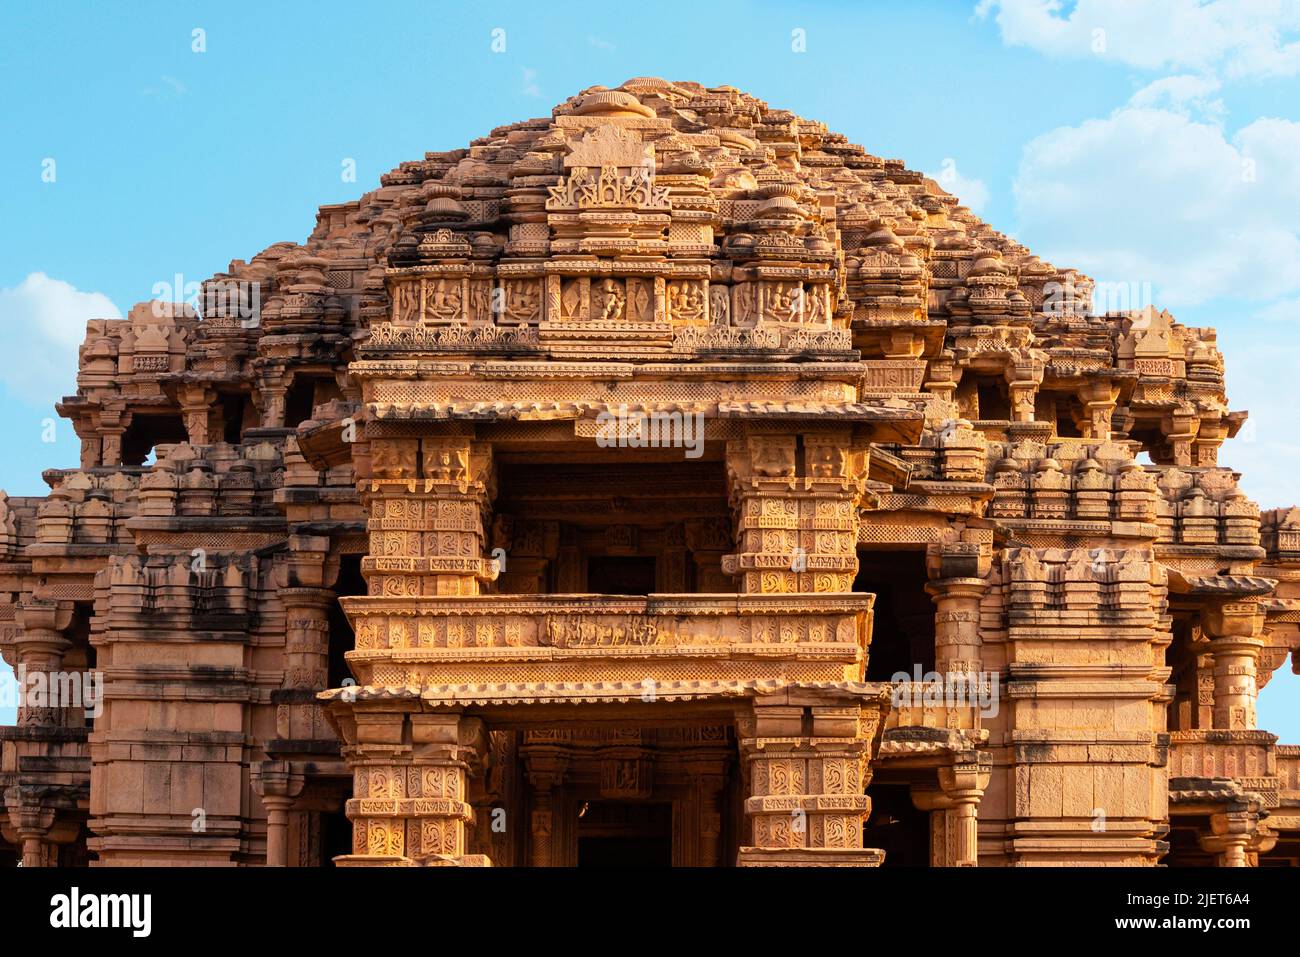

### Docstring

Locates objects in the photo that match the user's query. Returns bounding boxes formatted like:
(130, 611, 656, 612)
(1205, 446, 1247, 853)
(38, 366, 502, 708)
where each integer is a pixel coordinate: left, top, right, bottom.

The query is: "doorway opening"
(576, 801, 673, 867)
(587, 556, 657, 595)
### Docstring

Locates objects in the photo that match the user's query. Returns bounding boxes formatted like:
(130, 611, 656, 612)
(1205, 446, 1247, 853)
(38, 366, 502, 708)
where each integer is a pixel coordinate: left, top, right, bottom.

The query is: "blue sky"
(1, 0, 1298, 733)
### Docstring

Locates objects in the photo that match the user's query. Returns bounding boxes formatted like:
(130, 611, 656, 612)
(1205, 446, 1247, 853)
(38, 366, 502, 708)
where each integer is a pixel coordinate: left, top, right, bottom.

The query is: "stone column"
(79, 434, 103, 470)
(408, 713, 485, 865)
(13, 600, 75, 727)
(722, 430, 864, 595)
(925, 542, 991, 696)
(5, 790, 57, 868)
(1198, 806, 1276, 867)
(1167, 406, 1199, 467)
(254, 762, 305, 867)
(1080, 379, 1119, 440)
(278, 584, 336, 737)
(180, 385, 216, 445)
(336, 707, 488, 866)
(101, 431, 124, 468)
(259, 385, 287, 429)
(687, 761, 728, 867)
(523, 741, 569, 868)
(925, 575, 989, 675)
(912, 758, 991, 867)
(361, 431, 495, 600)
(736, 690, 886, 866)
(1203, 599, 1266, 730)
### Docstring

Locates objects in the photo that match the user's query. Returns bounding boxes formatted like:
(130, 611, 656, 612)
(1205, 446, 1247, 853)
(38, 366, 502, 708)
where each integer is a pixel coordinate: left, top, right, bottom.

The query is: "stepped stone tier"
(3, 77, 1299, 868)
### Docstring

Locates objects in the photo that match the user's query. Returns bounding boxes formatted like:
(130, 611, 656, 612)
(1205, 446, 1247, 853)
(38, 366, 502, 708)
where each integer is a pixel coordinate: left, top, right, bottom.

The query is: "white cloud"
(587, 35, 616, 51)
(1012, 102, 1300, 307)
(1219, 337, 1300, 510)
(976, 0, 1300, 78)
(926, 159, 991, 213)
(521, 67, 541, 98)
(1128, 73, 1225, 117)
(141, 75, 188, 99)
(1254, 295, 1300, 321)
(0, 273, 120, 406)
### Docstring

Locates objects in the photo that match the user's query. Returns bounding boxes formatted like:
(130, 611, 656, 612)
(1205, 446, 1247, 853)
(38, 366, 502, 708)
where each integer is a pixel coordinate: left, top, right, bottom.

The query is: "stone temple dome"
(2, 78, 1297, 869)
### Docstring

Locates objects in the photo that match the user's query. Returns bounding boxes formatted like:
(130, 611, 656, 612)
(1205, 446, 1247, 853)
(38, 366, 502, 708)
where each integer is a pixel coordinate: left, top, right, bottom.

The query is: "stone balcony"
(339, 592, 873, 693)
(1167, 729, 1280, 808)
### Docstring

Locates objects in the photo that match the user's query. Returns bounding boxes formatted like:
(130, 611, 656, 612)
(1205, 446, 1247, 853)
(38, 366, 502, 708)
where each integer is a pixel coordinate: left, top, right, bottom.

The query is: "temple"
(2, 78, 1298, 867)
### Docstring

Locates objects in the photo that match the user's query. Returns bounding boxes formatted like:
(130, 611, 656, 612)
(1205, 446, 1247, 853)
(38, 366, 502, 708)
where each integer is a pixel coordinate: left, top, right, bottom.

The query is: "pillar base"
(333, 853, 492, 867)
(738, 846, 885, 867)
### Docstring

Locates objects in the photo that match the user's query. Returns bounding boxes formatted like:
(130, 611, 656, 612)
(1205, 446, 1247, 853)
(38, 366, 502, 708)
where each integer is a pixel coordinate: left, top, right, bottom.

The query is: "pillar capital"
(1201, 599, 1268, 730)
(1198, 807, 1276, 866)
(925, 540, 991, 582)
(911, 756, 991, 867)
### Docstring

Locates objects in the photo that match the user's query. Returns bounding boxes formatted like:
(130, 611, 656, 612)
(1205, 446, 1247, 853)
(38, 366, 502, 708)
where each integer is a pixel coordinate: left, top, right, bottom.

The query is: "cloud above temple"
(0, 272, 121, 407)
(1012, 102, 1300, 308)
(976, 0, 1300, 78)
(923, 160, 990, 214)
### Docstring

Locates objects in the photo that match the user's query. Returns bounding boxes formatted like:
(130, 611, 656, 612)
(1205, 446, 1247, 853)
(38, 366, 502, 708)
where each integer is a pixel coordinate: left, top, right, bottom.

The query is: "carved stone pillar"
(100, 430, 124, 468)
(79, 434, 103, 470)
(180, 385, 217, 445)
(5, 790, 57, 867)
(274, 534, 340, 743)
(335, 707, 488, 866)
(259, 385, 287, 429)
(523, 740, 569, 867)
(1203, 599, 1266, 730)
(1080, 379, 1119, 440)
(922, 355, 958, 405)
(361, 431, 496, 600)
(1198, 807, 1276, 867)
(408, 713, 487, 865)
(685, 518, 732, 592)
(278, 585, 335, 737)
(925, 542, 990, 676)
(736, 690, 886, 866)
(692, 764, 727, 867)
(13, 600, 75, 727)
(912, 757, 991, 867)
(722, 430, 865, 595)
(1167, 405, 1199, 467)
(254, 761, 305, 867)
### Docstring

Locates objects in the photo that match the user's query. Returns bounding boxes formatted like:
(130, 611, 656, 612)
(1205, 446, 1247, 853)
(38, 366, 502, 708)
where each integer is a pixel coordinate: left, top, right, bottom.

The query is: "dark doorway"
(284, 375, 342, 429)
(855, 550, 935, 681)
(587, 556, 657, 595)
(576, 801, 672, 867)
(863, 783, 930, 866)
(319, 807, 353, 867)
(121, 413, 188, 465)
(974, 376, 1010, 421)
(327, 555, 366, 688)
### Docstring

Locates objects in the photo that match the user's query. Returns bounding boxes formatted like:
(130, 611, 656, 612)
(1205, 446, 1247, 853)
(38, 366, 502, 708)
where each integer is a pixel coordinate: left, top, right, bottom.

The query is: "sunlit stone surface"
(1, 79, 1297, 867)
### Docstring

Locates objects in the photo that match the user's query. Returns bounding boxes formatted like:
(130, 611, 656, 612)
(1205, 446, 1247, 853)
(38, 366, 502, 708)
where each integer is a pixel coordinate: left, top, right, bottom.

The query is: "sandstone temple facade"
(2, 78, 1298, 867)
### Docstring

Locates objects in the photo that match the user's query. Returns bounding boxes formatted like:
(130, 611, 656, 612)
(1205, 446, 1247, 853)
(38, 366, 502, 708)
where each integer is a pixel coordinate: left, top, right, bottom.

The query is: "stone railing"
(340, 592, 872, 690)
(882, 696, 987, 733)
(1167, 730, 1279, 806)
(1278, 745, 1300, 800)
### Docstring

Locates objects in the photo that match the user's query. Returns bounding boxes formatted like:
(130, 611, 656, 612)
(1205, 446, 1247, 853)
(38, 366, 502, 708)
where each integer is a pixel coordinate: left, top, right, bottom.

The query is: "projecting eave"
(1166, 570, 1278, 597)
(363, 399, 924, 444)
